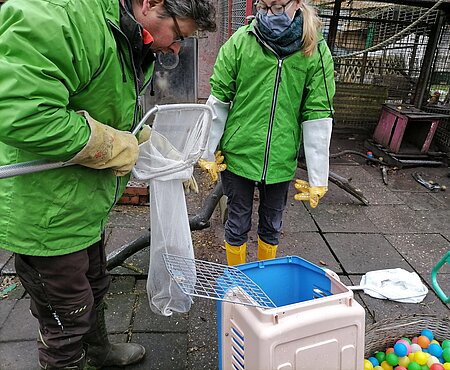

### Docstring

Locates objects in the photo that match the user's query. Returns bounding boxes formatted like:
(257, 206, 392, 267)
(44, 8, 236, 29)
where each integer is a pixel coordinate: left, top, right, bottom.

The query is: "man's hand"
(198, 150, 227, 182)
(294, 179, 328, 208)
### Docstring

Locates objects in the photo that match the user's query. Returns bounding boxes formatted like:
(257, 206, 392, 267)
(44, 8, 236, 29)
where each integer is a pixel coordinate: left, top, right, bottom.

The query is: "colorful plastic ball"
(443, 348, 450, 362)
(418, 336, 432, 349)
(428, 344, 443, 358)
(421, 330, 434, 341)
(398, 340, 413, 353)
(396, 367, 407, 370)
(411, 344, 423, 353)
(413, 338, 419, 344)
(364, 359, 374, 369)
(408, 362, 422, 370)
(430, 364, 444, 370)
(380, 360, 393, 370)
(427, 356, 440, 367)
(368, 357, 380, 367)
(409, 353, 417, 362)
(374, 366, 384, 370)
(442, 363, 450, 370)
(395, 343, 410, 357)
(399, 356, 411, 367)
(431, 340, 440, 345)
(376, 352, 387, 363)
(442, 340, 450, 349)
(421, 366, 431, 370)
(415, 352, 429, 365)
(402, 338, 413, 344)
(386, 353, 399, 366)
(387, 348, 395, 354)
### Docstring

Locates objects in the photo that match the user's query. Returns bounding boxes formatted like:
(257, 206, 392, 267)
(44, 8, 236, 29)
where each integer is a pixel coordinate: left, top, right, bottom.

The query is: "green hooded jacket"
(0, 0, 153, 256)
(210, 20, 335, 184)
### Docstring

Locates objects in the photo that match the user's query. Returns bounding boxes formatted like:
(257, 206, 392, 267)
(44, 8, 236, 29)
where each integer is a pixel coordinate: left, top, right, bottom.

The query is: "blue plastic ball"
(428, 343, 443, 358)
(394, 342, 409, 357)
(368, 356, 379, 367)
(421, 329, 434, 341)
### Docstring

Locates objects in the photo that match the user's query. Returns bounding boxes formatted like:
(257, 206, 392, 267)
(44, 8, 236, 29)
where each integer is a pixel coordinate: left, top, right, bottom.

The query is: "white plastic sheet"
(350, 268, 428, 303)
(132, 105, 212, 316)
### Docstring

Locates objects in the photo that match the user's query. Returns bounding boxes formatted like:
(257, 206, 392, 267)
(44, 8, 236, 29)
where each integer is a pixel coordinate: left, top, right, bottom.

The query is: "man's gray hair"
(163, 0, 216, 32)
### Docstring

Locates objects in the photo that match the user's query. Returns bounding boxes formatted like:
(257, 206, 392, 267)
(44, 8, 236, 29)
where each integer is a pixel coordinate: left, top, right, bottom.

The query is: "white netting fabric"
(132, 104, 212, 316)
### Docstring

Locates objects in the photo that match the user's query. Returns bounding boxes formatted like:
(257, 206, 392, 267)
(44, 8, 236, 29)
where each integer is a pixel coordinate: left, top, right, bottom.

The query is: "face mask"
(258, 11, 294, 34)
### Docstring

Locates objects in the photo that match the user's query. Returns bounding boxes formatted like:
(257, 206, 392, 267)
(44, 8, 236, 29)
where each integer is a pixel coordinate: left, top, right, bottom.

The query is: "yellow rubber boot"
(257, 237, 278, 261)
(225, 242, 246, 266)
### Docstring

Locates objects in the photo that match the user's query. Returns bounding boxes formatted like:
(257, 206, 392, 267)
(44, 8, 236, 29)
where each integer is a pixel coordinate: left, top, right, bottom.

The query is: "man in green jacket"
(0, 0, 216, 368)
(199, 0, 335, 265)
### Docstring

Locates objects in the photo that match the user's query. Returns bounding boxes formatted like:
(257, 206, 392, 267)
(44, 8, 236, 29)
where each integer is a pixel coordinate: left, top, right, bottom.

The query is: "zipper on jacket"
(262, 58, 283, 182)
(107, 21, 145, 210)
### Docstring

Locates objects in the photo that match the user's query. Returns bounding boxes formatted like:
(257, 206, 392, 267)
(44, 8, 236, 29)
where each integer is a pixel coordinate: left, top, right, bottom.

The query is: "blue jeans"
(221, 170, 290, 246)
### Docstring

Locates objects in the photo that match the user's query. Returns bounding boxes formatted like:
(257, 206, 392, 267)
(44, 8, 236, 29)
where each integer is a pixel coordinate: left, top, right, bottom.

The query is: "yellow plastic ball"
(374, 367, 384, 370)
(398, 355, 410, 367)
(415, 351, 428, 365)
(431, 339, 440, 345)
(364, 359, 374, 370)
(442, 363, 450, 370)
(380, 361, 393, 370)
(408, 353, 416, 362)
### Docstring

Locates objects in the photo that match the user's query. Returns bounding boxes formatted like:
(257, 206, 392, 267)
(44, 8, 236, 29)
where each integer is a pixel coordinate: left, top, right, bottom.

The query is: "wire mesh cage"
(365, 314, 450, 358)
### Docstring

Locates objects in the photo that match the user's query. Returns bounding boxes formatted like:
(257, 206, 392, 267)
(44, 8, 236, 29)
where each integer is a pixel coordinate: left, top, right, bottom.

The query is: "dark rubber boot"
(84, 301, 145, 368)
(39, 350, 87, 369)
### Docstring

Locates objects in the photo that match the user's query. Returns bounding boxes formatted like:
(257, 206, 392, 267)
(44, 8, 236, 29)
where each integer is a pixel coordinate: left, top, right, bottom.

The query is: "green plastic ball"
(375, 351, 386, 363)
(386, 352, 399, 366)
(409, 362, 422, 370)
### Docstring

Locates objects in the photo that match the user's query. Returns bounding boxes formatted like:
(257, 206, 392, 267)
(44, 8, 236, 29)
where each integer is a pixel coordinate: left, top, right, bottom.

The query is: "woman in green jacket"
(200, 0, 335, 266)
(0, 0, 215, 368)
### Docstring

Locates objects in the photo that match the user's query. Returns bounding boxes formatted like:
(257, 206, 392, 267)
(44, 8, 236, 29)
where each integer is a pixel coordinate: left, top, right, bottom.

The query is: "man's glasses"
(255, 0, 294, 16)
(170, 15, 185, 43)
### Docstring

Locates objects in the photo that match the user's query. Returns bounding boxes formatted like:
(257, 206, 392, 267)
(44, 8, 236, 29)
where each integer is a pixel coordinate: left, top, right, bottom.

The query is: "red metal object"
(245, 0, 253, 23)
(373, 104, 449, 154)
(228, 0, 233, 38)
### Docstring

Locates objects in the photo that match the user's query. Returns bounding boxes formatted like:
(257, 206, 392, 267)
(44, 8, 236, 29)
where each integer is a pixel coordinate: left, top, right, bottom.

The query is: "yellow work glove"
(198, 150, 227, 182)
(294, 179, 328, 209)
(183, 175, 199, 194)
(137, 124, 151, 144)
(68, 111, 139, 177)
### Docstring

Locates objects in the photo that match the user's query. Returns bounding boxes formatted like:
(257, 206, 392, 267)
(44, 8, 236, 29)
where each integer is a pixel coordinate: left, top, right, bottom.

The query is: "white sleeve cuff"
(202, 95, 230, 161)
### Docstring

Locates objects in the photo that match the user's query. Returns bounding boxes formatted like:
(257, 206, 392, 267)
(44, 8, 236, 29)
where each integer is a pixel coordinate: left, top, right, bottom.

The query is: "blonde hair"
(300, 0, 322, 56)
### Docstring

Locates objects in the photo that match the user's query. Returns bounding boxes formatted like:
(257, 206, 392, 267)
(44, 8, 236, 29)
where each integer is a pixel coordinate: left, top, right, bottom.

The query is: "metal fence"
(219, 0, 450, 148)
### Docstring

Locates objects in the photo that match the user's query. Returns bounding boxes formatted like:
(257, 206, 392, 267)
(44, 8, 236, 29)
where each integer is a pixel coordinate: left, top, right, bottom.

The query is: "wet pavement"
(0, 132, 449, 369)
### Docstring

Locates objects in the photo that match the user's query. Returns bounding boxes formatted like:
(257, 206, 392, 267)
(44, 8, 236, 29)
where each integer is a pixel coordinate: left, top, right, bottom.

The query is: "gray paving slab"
(109, 246, 149, 276)
(104, 227, 148, 258)
(280, 231, 342, 273)
(133, 291, 189, 332)
(310, 204, 379, 233)
(384, 233, 450, 274)
(0, 249, 12, 272)
(107, 205, 150, 229)
(282, 201, 318, 232)
(108, 276, 137, 294)
(324, 233, 411, 274)
(0, 340, 37, 370)
(187, 297, 218, 370)
(365, 205, 440, 233)
(1, 256, 16, 274)
(124, 332, 188, 370)
(0, 299, 16, 329)
(104, 293, 136, 333)
(0, 299, 38, 342)
(394, 191, 448, 211)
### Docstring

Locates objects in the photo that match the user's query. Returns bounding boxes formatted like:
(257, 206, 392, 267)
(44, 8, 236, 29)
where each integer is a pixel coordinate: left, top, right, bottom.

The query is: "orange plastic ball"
(386, 347, 395, 354)
(417, 335, 431, 349)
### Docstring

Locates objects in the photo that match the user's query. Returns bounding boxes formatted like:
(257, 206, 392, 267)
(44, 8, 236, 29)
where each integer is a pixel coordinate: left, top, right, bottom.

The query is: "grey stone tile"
(282, 201, 318, 232)
(279, 231, 342, 273)
(310, 204, 379, 233)
(324, 233, 410, 274)
(394, 191, 448, 211)
(0, 299, 16, 328)
(104, 293, 136, 333)
(107, 205, 150, 229)
(108, 276, 137, 294)
(366, 205, 439, 233)
(187, 298, 218, 370)
(133, 293, 189, 332)
(384, 233, 450, 274)
(0, 299, 38, 341)
(105, 227, 149, 259)
(0, 340, 37, 370)
(109, 247, 149, 276)
(122, 332, 188, 370)
(0, 249, 13, 272)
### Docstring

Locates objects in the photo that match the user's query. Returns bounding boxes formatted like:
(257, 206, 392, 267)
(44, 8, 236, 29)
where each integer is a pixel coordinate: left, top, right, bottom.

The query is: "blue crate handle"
(431, 251, 450, 304)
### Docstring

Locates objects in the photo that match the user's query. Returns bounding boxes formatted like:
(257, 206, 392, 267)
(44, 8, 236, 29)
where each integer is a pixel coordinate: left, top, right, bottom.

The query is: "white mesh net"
(132, 104, 212, 316)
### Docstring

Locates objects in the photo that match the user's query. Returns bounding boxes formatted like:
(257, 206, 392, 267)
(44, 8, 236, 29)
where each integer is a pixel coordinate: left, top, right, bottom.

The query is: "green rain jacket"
(210, 20, 335, 184)
(0, 0, 154, 256)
